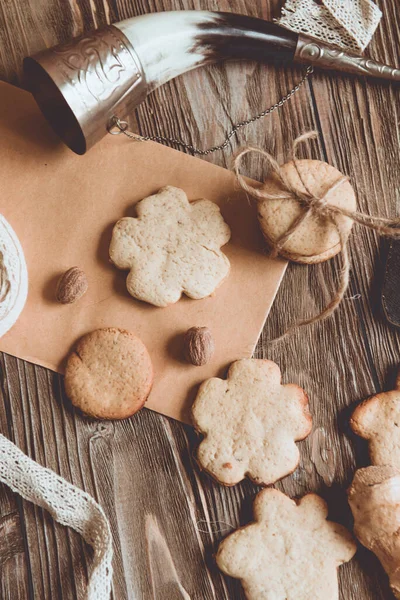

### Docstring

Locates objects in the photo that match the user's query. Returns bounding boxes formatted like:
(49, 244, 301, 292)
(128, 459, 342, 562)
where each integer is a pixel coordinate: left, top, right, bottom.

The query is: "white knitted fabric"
(0, 434, 113, 600)
(277, 0, 382, 52)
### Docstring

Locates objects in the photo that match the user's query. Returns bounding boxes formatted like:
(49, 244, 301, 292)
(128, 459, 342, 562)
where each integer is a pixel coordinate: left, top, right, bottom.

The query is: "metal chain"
(108, 66, 313, 156)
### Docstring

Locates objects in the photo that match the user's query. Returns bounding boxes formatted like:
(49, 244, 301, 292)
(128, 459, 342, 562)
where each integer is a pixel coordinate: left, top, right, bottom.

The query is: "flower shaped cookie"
(217, 489, 356, 600)
(191, 359, 312, 486)
(109, 186, 231, 307)
(351, 370, 400, 467)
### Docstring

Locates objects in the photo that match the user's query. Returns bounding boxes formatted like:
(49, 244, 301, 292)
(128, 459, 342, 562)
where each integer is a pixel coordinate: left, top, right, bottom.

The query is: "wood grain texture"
(0, 0, 399, 598)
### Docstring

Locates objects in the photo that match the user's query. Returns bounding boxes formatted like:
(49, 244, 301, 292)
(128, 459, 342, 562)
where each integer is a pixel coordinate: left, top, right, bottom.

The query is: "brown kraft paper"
(0, 81, 287, 423)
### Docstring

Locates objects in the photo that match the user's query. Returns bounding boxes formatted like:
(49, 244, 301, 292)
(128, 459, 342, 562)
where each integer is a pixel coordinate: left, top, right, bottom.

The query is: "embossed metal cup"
(23, 26, 146, 154)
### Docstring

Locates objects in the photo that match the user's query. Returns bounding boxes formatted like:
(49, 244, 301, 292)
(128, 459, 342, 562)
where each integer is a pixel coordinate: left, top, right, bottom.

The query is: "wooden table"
(0, 1, 399, 598)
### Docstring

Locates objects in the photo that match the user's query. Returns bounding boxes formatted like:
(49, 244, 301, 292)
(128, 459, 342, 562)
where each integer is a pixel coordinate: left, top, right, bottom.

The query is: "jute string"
(234, 131, 400, 342)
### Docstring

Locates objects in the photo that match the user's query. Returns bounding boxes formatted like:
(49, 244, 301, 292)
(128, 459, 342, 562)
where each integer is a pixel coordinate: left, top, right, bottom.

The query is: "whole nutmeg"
(183, 326, 214, 366)
(56, 267, 88, 304)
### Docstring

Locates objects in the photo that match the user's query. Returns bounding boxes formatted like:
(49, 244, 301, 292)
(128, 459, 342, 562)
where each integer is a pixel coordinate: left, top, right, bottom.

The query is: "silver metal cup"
(23, 26, 146, 154)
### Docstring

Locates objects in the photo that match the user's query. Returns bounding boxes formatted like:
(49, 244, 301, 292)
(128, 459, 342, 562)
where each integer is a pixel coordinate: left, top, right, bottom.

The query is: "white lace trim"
(277, 0, 382, 52)
(0, 434, 113, 600)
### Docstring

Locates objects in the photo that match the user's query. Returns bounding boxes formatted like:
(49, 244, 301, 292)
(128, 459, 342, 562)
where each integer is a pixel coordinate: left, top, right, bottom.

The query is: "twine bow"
(234, 131, 400, 341)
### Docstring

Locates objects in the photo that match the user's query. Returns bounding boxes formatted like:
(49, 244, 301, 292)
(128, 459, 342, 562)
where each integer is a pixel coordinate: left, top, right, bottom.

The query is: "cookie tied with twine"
(234, 132, 400, 339)
(259, 158, 356, 264)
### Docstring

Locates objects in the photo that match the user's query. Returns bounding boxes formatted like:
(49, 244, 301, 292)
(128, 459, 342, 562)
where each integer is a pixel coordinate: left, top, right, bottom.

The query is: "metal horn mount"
(23, 10, 400, 155)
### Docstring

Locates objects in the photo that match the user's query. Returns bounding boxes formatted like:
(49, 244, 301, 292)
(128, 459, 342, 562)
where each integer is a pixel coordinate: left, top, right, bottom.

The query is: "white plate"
(0, 215, 28, 338)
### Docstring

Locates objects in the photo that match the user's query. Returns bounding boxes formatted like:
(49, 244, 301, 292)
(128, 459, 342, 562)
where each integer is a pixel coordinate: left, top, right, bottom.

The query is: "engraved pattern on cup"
(52, 28, 141, 110)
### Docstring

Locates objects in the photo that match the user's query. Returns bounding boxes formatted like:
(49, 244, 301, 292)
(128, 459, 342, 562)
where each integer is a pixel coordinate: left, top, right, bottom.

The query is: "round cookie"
(258, 159, 356, 264)
(65, 328, 153, 419)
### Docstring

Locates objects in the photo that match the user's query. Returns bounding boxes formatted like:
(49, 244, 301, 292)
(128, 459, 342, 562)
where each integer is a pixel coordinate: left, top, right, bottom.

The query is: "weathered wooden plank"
(0, 355, 30, 600)
(0, 0, 399, 598)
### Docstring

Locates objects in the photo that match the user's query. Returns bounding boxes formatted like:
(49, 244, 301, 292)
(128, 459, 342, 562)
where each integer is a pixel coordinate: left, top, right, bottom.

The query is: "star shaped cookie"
(217, 489, 356, 600)
(191, 359, 312, 486)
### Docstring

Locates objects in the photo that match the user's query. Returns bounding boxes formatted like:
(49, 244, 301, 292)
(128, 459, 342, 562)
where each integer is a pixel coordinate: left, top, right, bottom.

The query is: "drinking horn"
(23, 10, 400, 155)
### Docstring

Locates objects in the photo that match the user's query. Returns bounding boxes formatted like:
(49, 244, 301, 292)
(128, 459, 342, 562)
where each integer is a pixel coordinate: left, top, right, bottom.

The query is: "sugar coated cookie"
(350, 370, 400, 467)
(217, 488, 356, 600)
(0, 215, 28, 338)
(65, 328, 153, 419)
(191, 359, 312, 486)
(109, 186, 231, 307)
(258, 159, 356, 264)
